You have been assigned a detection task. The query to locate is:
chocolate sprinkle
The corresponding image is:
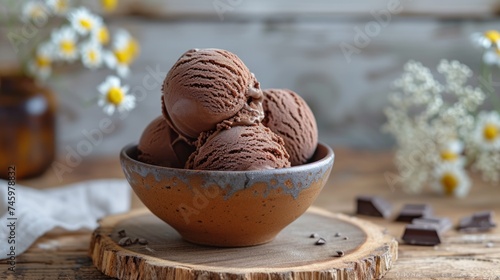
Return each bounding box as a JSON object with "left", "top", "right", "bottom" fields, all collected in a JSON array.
[
  {"left": 118, "top": 229, "right": 127, "bottom": 238},
  {"left": 118, "top": 237, "right": 133, "bottom": 246},
  {"left": 334, "top": 232, "right": 341, "bottom": 237},
  {"left": 309, "top": 233, "right": 319, "bottom": 238},
  {"left": 315, "top": 238, "right": 326, "bottom": 245},
  {"left": 336, "top": 250, "right": 345, "bottom": 257}
]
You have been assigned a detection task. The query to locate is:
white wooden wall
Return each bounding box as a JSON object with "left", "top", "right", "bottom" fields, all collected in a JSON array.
[{"left": 1, "top": 1, "right": 498, "bottom": 157}]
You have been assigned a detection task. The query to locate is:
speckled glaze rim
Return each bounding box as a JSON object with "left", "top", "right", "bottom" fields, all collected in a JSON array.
[{"left": 120, "top": 142, "right": 334, "bottom": 176}]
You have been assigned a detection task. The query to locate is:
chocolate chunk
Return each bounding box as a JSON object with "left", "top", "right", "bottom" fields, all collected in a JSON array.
[
  {"left": 118, "top": 237, "right": 133, "bottom": 246},
  {"left": 118, "top": 229, "right": 127, "bottom": 238},
  {"left": 402, "top": 224, "right": 441, "bottom": 246},
  {"left": 458, "top": 211, "right": 496, "bottom": 232},
  {"left": 395, "top": 204, "right": 433, "bottom": 222},
  {"left": 356, "top": 195, "right": 393, "bottom": 218},
  {"left": 309, "top": 233, "right": 319, "bottom": 238},
  {"left": 315, "top": 238, "right": 326, "bottom": 245},
  {"left": 138, "top": 238, "right": 148, "bottom": 245},
  {"left": 412, "top": 217, "right": 452, "bottom": 233}
]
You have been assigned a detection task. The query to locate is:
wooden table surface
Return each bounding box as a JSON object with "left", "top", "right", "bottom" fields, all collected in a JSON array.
[{"left": 2, "top": 148, "right": 500, "bottom": 279}]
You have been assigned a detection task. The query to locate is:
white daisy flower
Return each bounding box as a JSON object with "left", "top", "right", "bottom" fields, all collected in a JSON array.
[
  {"left": 473, "top": 111, "right": 500, "bottom": 150},
  {"left": 80, "top": 41, "right": 103, "bottom": 69},
  {"left": 471, "top": 30, "right": 500, "bottom": 49},
  {"left": 22, "top": 1, "right": 50, "bottom": 23},
  {"left": 91, "top": 23, "right": 110, "bottom": 45},
  {"left": 28, "top": 42, "right": 54, "bottom": 80},
  {"left": 439, "top": 140, "right": 465, "bottom": 166},
  {"left": 432, "top": 164, "right": 471, "bottom": 197},
  {"left": 46, "top": 0, "right": 70, "bottom": 15},
  {"left": 104, "top": 30, "right": 139, "bottom": 77},
  {"left": 482, "top": 48, "right": 500, "bottom": 66},
  {"left": 101, "top": 0, "right": 118, "bottom": 12},
  {"left": 51, "top": 26, "right": 78, "bottom": 61},
  {"left": 68, "top": 7, "right": 100, "bottom": 35},
  {"left": 97, "top": 76, "right": 135, "bottom": 115}
]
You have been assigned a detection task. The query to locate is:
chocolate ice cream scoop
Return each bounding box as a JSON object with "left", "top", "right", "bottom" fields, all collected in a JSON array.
[
  {"left": 162, "top": 48, "right": 264, "bottom": 140},
  {"left": 262, "top": 89, "right": 318, "bottom": 166},
  {"left": 137, "top": 116, "right": 195, "bottom": 168},
  {"left": 186, "top": 124, "right": 291, "bottom": 171}
]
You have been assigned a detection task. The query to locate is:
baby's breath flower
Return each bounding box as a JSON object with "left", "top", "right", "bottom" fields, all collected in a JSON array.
[
  {"left": 473, "top": 150, "right": 500, "bottom": 182},
  {"left": 473, "top": 111, "right": 500, "bottom": 151},
  {"left": 80, "top": 41, "right": 103, "bottom": 69},
  {"left": 28, "top": 42, "right": 54, "bottom": 80},
  {"left": 471, "top": 30, "right": 500, "bottom": 49},
  {"left": 101, "top": 0, "right": 118, "bottom": 12},
  {"left": 46, "top": 0, "right": 70, "bottom": 15},
  {"left": 432, "top": 164, "right": 471, "bottom": 197},
  {"left": 22, "top": 1, "right": 50, "bottom": 23},
  {"left": 97, "top": 76, "right": 135, "bottom": 115},
  {"left": 51, "top": 26, "right": 78, "bottom": 61},
  {"left": 68, "top": 7, "right": 100, "bottom": 35},
  {"left": 384, "top": 60, "right": 484, "bottom": 194}
]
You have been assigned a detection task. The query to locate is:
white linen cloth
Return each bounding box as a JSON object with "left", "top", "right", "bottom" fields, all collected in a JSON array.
[{"left": 0, "top": 179, "right": 131, "bottom": 258}]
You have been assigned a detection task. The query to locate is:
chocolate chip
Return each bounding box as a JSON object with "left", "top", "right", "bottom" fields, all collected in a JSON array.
[
  {"left": 395, "top": 204, "right": 433, "bottom": 223},
  {"left": 336, "top": 250, "right": 344, "bottom": 257},
  {"left": 356, "top": 195, "right": 393, "bottom": 218},
  {"left": 458, "top": 211, "right": 496, "bottom": 232},
  {"left": 412, "top": 217, "right": 452, "bottom": 233},
  {"left": 315, "top": 238, "right": 326, "bottom": 245},
  {"left": 402, "top": 224, "right": 441, "bottom": 246},
  {"left": 118, "top": 237, "right": 133, "bottom": 246},
  {"left": 138, "top": 238, "right": 148, "bottom": 245},
  {"left": 118, "top": 229, "right": 127, "bottom": 238},
  {"left": 309, "top": 233, "right": 319, "bottom": 238}
]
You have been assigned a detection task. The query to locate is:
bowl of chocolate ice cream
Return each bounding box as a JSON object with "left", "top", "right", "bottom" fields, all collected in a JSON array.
[{"left": 120, "top": 48, "right": 334, "bottom": 247}]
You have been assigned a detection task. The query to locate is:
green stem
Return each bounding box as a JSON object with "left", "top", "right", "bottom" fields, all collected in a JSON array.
[{"left": 480, "top": 61, "right": 500, "bottom": 112}]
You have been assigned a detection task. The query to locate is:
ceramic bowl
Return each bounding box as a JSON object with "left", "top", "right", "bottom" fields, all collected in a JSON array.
[{"left": 120, "top": 143, "right": 334, "bottom": 247}]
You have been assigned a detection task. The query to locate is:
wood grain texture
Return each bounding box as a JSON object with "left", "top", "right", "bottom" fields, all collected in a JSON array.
[
  {"left": 90, "top": 207, "right": 397, "bottom": 280},
  {"left": 1, "top": 148, "right": 500, "bottom": 279}
]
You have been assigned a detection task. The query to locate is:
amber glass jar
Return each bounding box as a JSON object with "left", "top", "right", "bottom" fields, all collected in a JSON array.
[{"left": 0, "top": 73, "right": 56, "bottom": 179}]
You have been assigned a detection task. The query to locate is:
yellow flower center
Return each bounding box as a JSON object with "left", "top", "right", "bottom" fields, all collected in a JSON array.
[
  {"left": 79, "top": 18, "right": 93, "bottom": 30},
  {"left": 483, "top": 123, "right": 499, "bottom": 141},
  {"left": 56, "top": 0, "right": 67, "bottom": 11},
  {"left": 126, "top": 38, "right": 139, "bottom": 58},
  {"left": 60, "top": 40, "right": 75, "bottom": 54},
  {"left": 98, "top": 26, "right": 110, "bottom": 45},
  {"left": 36, "top": 55, "right": 51, "bottom": 68},
  {"left": 88, "top": 50, "right": 98, "bottom": 62},
  {"left": 107, "top": 87, "right": 124, "bottom": 105},
  {"left": 485, "top": 30, "right": 500, "bottom": 43},
  {"left": 101, "top": 0, "right": 118, "bottom": 11},
  {"left": 440, "top": 150, "right": 458, "bottom": 162},
  {"left": 114, "top": 49, "right": 132, "bottom": 64},
  {"left": 440, "top": 172, "right": 458, "bottom": 196},
  {"left": 31, "top": 7, "right": 45, "bottom": 19}
]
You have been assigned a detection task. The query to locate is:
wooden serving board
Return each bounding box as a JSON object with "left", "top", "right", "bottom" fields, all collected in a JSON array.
[{"left": 90, "top": 207, "right": 397, "bottom": 279}]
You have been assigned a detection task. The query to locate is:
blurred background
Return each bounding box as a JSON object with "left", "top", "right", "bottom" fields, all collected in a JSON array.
[{"left": 0, "top": 0, "right": 497, "bottom": 158}]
